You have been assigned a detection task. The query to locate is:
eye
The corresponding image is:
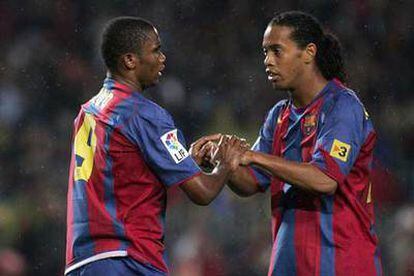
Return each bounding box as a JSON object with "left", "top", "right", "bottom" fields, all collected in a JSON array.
[
  {"left": 272, "top": 47, "right": 281, "bottom": 57},
  {"left": 263, "top": 48, "right": 268, "bottom": 56}
]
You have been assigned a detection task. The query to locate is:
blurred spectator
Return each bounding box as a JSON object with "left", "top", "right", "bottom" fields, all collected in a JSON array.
[
  {"left": 0, "top": 248, "right": 27, "bottom": 276},
  {"left": 385, "top": 205, "right": 414, "bottom": 276}
]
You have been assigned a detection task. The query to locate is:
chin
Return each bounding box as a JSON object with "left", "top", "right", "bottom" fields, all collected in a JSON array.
[
  {"left": 271, "top": 82, "right": 288, "bottom": 91},
  {"left": 142, "top": 80, "right": 158, "bottom": 90}
]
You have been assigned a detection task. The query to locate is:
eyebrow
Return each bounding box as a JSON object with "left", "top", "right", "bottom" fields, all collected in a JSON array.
[{"left": 263, "top": 44, "right": 282, "bottom": 50}]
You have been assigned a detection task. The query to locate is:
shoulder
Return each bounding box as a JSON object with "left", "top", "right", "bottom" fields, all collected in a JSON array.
[
  {"left": 130, "top": 94, "right": 173, "bottom": 124},
  {"left": 267, "top": 99, "right": 289, "bottom": 120},
  {"left": 326, "top": 87, "right": 366, "bottom": 119},
  {"left": 336, "top": 88, "right": 364, "bottom": 108}
]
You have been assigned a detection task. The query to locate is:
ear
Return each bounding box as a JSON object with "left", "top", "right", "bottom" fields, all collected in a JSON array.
[
  {"left": 122, "top": 53, "right": 138, "bottom": 70},
  {"left": 303, "top": 43, "right": 317, "bottom": 64}
]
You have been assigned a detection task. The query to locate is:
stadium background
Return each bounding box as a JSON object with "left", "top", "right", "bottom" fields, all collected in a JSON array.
[{"left": 0, "top": 0, "right": 413, "bottom": 275}]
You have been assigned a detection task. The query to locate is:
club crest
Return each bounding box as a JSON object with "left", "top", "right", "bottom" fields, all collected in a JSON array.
[{"left": 303, "top": 114, "right": 317, "bottom": 136}]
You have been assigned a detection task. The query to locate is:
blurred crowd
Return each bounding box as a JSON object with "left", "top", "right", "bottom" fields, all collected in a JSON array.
[{"left": 0, "top": 0, "right": 413, "bottom": 275}]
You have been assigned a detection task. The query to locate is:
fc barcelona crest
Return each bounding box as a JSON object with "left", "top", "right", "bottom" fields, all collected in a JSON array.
[{"left": 303, "top": 114, "right": 317, "bottom": 136}]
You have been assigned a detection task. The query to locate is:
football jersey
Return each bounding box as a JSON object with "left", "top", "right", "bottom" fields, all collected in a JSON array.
[
  {"left": 250, "top": 79, "right": 382, "bottom": 276},
  {"left": 65, "top": 78, "right": 201, "bottom": 274}
]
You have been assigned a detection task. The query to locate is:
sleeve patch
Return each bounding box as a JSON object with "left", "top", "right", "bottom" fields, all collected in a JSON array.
[
  {"left": 329, "top": 139, "right": 351, "bottom": 162},
  {"left": 160, "top": 129, "right": 189, "bottom": 164}
]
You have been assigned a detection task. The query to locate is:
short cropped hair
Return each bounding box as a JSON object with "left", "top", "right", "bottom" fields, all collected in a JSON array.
[{"left": 101, "top": 16, "right": 155, "bottom": 72}]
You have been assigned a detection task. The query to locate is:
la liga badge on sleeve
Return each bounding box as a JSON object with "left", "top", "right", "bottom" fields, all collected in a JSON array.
[{"left": 161, "top": 129, "right": 189, "bottom": 164}]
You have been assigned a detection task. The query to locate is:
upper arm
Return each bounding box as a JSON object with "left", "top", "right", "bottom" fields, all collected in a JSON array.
[
  {"left": 121, "top": 105, "right": 201, "bottom": 187},
  {"left": 310, "top": 92, "right": 368, "bottom": 183}
]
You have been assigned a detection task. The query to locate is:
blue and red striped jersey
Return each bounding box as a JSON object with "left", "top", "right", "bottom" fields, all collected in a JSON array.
[
  {"left": 65, "top": 78, "right": 201, "bottom": 274},
  {"left": 250, "top": 79, "right": 382, "bottom": 276}
]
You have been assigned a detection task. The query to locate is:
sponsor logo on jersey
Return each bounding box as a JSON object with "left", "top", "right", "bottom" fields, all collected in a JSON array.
[
  {"left": 329, "top": 139, "right": 351, "bottom": 162},
  {"left": 161, "top": 129, "right": 189, "bottom": 164}
]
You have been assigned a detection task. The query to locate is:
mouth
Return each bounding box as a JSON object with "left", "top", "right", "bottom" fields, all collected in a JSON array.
[
  {"left": 266, "top": 69, "right": 281, "bottom": 82},
  {"left": 158, "top": 64, "right": 165, "bottom": 76}
]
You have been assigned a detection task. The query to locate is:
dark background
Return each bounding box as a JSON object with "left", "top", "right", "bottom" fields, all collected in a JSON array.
[{"left": 0, "top": 1, "right": 413, "bottom": 275}]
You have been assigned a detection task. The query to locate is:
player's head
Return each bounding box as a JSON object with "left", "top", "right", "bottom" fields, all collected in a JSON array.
[
  {"left": 101, "top": 16, "right": 166, "bottom": 89},
  {"left": 263, "top": 11, "right": 345, "bottom": 90}
]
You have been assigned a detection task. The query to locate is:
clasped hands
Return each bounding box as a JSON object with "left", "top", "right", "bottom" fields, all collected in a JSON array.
[{"left": 190, "top": 134, "right": 252, "bottom": 172}]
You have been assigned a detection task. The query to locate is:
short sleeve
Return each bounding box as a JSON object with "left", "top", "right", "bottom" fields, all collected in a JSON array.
[
  {"left": 310, "top": 92, "right": 366, "bottom": 183},
  {"left": 122, "top": 107, "right": 201, "bottom": 187},
  {"left": 249, "top": 103, "right": 283, "bottom": 191}
]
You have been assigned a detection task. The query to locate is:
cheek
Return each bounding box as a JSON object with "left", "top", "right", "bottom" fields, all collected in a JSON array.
[{"left": 286, "top": 59, "right": 303, "bottom": 78}]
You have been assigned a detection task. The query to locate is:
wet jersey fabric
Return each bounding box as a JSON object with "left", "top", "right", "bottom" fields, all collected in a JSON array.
[
  {"left": 65, "top": 78, "right": 201, "bottom": 275},
  {"left": 250, "top": 79, "right": 382, "bottom": 276}
]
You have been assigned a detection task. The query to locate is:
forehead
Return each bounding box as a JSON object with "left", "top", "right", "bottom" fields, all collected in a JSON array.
[
  {"left": 144, "top": 27, "right": 160, "bottom": 45},
  {"left": 150, "top": 27, "right": 161, "bottom": 42},
  {"left": 138, "top": 27, "right": 160, "bottom": 51},
  {"left": 262, "top": 25, "right": 295, "bottom": 48}
]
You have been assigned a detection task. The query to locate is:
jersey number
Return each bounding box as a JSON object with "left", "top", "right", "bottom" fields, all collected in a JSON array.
[{"left": 74, "top": 113, "right": 97, "bottom": 181}]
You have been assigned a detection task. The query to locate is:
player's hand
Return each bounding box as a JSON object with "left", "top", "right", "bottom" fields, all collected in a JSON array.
[
  {"left": 240, "top": 150, "right": 253, "bottom": 166},
  {"left": 211, "top": 135, "right": 250, "bottom": 164},
  {"left": 214, "top": 135, "right": 249, "bottom": 172},
  {"left": 190, "top": 133, "right": 222, "bottom": 166}
]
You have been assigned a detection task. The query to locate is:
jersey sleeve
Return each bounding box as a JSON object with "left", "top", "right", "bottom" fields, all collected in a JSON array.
[
  {"left": 310, "top": 92, "right": 366, "bottom": 183},
  {"left": 122, "top": 106, "right": 201, "bottom": 187},
  {"left": 249, "top": 104, "right": 282, "bottom": 191}
]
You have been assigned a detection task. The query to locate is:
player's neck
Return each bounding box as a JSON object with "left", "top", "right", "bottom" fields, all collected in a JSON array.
[
  {"left": 107, "top": 71, "right": 143, "bottom": 92},
  {"left": 291, "top": 71, "right": 328, "bottom": 108}
]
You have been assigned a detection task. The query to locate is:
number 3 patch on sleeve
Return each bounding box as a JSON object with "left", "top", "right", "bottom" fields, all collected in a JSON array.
[{"left": 329, "top": 139, "right": 351, "bottom": 162}]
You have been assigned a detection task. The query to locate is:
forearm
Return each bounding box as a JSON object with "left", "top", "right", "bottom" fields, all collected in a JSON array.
[
  {"left": 181, "top": 162, "right": 231, "bottom": 205},
  {"left": 247, "top": 151, "right": 337, "bottom": 194},
  {"left": 200, "top": 163, "right": 232, "bottom": 201},
  {"left": 227, "top": 166, "right": 259, "bottom": 197}
]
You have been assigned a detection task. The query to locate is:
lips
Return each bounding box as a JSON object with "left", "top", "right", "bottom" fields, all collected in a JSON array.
[
  {"left": 266, "top": 69, "right": 280, "bottom": 81},
  {"left": 158, "top": 64, "right": 165, "bottom": 76}
]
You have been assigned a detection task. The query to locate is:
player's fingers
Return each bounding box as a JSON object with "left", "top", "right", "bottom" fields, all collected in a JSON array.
[
  {"left": 198, "top": 144, "right": 210, "bottom": 159},
  {"left": 233, "top": 138, "right": 243, "bottom": 149},
  {"left": 212, "top": 136, "right": 227, "bottom": 161},
  {"left": 190, "top": 133, "right": 222, "bottom": 155},
  {"left": 200, "top": 141, "right": 216, "bottom": 157},
  {"left": 192, "top": 133, "right": 222, "bottom": 147},
  {"left": 228, "top": 135, "right": 239, "bottom": 146},
  {"left": 217, "top": 134, "right": 226, "bottom": 147},
  {"left": 240, "top": 139, "right": 250, "bottom": 149},
  {"left": 207, "top": 141, "right": 218, "bottom": 152},
  {"left": 220, "top": 135, "right": 232, "bottom": 153}
]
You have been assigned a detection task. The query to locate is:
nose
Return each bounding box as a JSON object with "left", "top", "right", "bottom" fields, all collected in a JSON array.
[
  {"left": 160, "top": 51, "right": 166, "bottom": 63},
  {"left": 264, "top": 52, "right": 275, "bottom": 67}
]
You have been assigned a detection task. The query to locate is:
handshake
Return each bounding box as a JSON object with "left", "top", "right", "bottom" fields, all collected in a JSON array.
[{"left": 189, "top": 133, "right": 252, "bottom": 172}]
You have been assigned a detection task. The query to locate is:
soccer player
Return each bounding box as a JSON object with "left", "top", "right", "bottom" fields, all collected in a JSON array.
[
  {"left": 194, "top": 11, "right": 382, "bottom": 275},
  {"left": 65, "top": 17, "right": 245, "bottom": 276}
]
